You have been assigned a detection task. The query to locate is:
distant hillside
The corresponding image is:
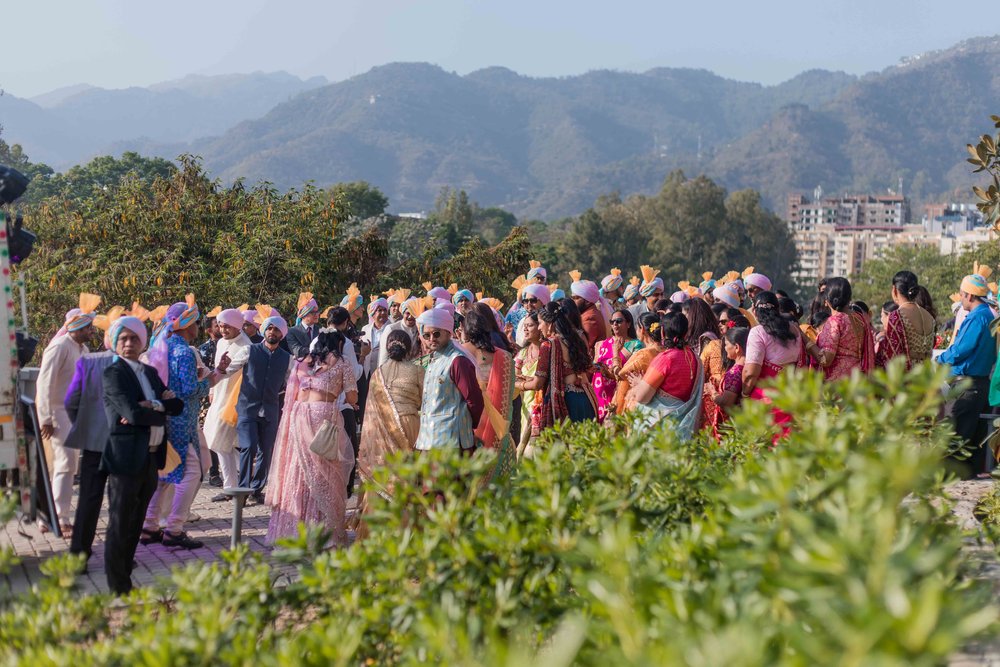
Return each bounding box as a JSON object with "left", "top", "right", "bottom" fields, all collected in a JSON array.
[
  {"left": 186, "top": 63, "right": 854, "bottom": 217},
  {"left": 704, "top": 36, "right": 1000, "bottom": 209},
  {"left": 0, "top": 71, "right": 327, "bottom": 168},
  {"left": 4, "top": 35, "right": 999, "bottom": 219}
]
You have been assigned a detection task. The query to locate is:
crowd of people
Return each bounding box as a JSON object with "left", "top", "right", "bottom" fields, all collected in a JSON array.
[{"left": 29, "top": 258, "right": 1000, "bottom": 594}]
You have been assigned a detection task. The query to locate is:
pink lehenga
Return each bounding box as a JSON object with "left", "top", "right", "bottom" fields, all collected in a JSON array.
[{"left": 266, "top": 355, "right": 358, "bottom": 547}]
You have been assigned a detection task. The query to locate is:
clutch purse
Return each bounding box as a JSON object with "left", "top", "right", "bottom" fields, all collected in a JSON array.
[{"left": 309, "top": 419, "right": 345, "bottom": 461}]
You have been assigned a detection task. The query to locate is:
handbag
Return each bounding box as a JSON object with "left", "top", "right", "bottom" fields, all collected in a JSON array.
[{"left": 309, "top": 419, "right": 348, "bottom": 461}]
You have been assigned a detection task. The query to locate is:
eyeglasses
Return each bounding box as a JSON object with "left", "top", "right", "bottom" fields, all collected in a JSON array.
[
  {"left": 610, "top": 319, "right": 626, "bottom": 325},
  {"left": 421, "top": 330, "right": 443, "bottom": 340},
  {"left": 522, "top": 297, "right": 538, "bottom": 304}
]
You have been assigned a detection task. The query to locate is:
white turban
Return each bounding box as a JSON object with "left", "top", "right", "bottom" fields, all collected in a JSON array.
[
  {"left": 260, "top": 315, "right": 288, "bottom": 338},
  {"left": 109, "top": 316, "right": 148, "bottom": 351},
  {"left": 522, "top": 283, "right": 551, "bottom": 305},
  {"left": 217, "top": 308, "right": 245, "bottom": 330},
  {"left": 417, "top": 308, "right": 453, "bottom": 331},
  {"left": 744, "top": 273, "right": 772, "bottom": 292}
]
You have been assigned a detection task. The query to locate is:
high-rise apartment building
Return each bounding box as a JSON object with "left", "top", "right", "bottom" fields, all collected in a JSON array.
[{"left": 788, "top": 191, "right": 989, "bottom": 286}]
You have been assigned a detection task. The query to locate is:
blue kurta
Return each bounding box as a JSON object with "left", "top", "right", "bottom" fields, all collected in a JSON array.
[
  {"left": 162, "top": 334, "right": 210, "bottom": 484},
  {"left": 938, "top": 303, "right": 997, "bottom": 378}
]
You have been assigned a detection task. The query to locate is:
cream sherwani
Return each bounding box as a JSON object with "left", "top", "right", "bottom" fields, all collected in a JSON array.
[
  {"left": 35, "top": 334, "right": 88, "bottom": 523},
  {"left": 204, "top": 332, "right": 251, "bottom": 487}
]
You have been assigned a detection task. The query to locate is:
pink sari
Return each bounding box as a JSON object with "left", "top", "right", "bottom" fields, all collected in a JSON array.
[
  {"left": 817, "top": 311, "right": 875, "bottom": 381},
  {"left": 266, "top": 356, "right": 357, "bottom": 547}
]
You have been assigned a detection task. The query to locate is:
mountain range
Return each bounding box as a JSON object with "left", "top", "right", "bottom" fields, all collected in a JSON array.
[{"left": 3, "top": 36, "right": 999, "bottom": 219}]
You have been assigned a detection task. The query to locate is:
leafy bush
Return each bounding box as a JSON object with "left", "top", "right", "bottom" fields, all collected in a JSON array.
[{"left": 0, "top": 360, "right": 993, "bottom": 665}]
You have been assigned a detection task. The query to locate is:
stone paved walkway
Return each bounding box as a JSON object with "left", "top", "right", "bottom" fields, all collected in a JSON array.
[{"left": 0, "top": 482, "right": 354, "bottom": 595}]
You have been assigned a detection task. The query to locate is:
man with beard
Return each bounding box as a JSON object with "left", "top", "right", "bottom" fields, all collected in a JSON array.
[{"left": 236, "top": 315, "right": 292, "bottom": 504}]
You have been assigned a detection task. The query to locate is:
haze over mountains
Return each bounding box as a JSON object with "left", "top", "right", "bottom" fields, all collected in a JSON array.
[{"left": 2, "top": 35, "right": 998, "bottom": 219}]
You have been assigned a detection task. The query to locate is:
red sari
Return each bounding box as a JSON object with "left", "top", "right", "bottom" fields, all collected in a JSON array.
[{"left": 474, "top": 349, "right": 516, "bottom": 483}]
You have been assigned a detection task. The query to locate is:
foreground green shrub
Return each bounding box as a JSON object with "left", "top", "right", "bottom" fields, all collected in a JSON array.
[{"left": 0, "top": 360, "right": 993, "bottom": 666}]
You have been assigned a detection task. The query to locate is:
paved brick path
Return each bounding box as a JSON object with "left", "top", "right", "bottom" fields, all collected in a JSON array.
[{"left": 0, "top": 482, "right": 356, "bottom": 595}]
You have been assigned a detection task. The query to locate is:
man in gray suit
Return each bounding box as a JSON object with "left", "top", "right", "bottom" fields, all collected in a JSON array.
[{"left": 65, "top": 347, "right": 116, "bottom": 564}]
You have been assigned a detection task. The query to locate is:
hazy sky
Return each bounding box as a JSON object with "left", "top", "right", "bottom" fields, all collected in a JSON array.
[{"left": 2, "top": 0, "right": 991, "bottom": 97}]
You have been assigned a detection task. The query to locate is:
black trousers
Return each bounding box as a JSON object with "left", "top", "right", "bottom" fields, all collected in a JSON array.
[
  {"left": 947, "top": 375, "right": 992, "bottom": 478},
  {"left": 70, "top": 450, "right": 109, "bottom": 559},
  {"left": 343, "top": 407, "right": 360, "bottom": 496},
  {"left": 104, "top": 456, "right": 159, "bottom": 595}
]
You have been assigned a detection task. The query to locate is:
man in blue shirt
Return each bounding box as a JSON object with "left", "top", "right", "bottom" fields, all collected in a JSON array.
[{"left": 937, "top": 272, "right": 998, "bottom": 477}]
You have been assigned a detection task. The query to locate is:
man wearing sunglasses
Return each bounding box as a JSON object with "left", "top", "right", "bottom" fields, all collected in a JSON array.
[{"left": 413, "top": 307, "right": 484, "bottom": 454}]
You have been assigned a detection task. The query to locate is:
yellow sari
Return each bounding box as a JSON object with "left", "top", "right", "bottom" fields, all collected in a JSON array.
[{"left": 354, "top": 360, "right": 424, "bottom": 538}]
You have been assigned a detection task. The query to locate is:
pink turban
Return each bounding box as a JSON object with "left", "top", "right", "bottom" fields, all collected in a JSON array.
[
  {"left": 744, "top": 273, "right": 772, "bottom": 292},
  {"left": 571, "top": 280, "right": 601, "bottom": 304},
  {"left": 417, "top": 308, "right": 453, "bottom": 331},
  {"left": 670, "top": 290, "right": 689, "bottom": 304},
  {"left": 435, "top": 301, "right": 456, "bottom": 316},
  {"left": 367, "top": 298, "right": 389, "bottom": 317},
  {"left": 217, "top": 308, "right": 244, "bottom": 330},
  {"left": 428, "top": 286, "right": 452, "bottom": 301},
  {"left": 243, "top": 310, "right": 259, "bottom": 327},
  {"left": 522, "top": 283, "right": 551, "bottom": 305}
]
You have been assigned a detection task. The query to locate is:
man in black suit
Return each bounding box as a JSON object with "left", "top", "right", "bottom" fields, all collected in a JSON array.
[
  {"left": 283, "top": 293, "right": 320, "bottom": 359},
  {"left": 101, "top": 317, "right": 183, "bottom": 595}
]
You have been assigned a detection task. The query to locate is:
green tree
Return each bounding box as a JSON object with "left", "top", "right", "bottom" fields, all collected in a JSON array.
[
  {"left": 432, "top": 186, "right": 474, "bottom": 253},
  {"left": 561, "top": 193, "right": 651, "bottom": 278},
  {"left": 555, "top": 171, "right": 798, "bottom": 289},
  {"left": 21, "top": 151, "right": 176, "bottom": 204},
  {"left": 326, "top": 181, "right": 389, "bottom": 220}
]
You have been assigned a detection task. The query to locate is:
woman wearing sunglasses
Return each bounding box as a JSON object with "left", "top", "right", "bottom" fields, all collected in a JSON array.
[
  {"left": 591, "top": 309, "right": 642, "bottom": 422},
  {"left": 516, "top": 302, "right": 597, "bottom": 446}
]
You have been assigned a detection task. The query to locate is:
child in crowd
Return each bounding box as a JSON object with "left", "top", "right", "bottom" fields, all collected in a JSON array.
[{"left": 714, "top": 326, "right": 750, "bottom": 414}]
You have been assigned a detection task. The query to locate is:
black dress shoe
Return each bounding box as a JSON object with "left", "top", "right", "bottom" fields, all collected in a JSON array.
[
  {"left": 162, "top": 531, "right": 204, "bottom": 549},
  {"left": 209, "top": 474, "right": 223, "bottom": 488},
  {"left": 249, "top": 490, "right": 265, "bottom": 505},
  {"left": 139, "top": 528, "right": 163, "bottom": 545},
  {"left": 211, "top": 492, "right": 231, "bottom": 502}
]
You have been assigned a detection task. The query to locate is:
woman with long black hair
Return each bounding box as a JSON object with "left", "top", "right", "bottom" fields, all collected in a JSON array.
[
  {"left": 517, "top": 301, "right": 597, "bottom": 441},
  {"left": 807, "top": 277, "right": 875, "bottom": 381},
  {"left": 591, "top": 308, "right": 643, "bottom": 422},
  {"left": 874, "top": 270, "right": 936, "bottom": 370},
  {"left": 266, "top": 330, "right": 358, "bottom": 547},
  {"left": 741, "top": 291, "right": 806, "bottom": 437},
  {"left": 459, "top": 307, "right": 516, "bottom": 482}
]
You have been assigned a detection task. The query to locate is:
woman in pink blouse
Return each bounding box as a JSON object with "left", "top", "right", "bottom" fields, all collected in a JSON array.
[
  {"left": 742, "top": 291, "right": 806, "bottom": 438},
  {"left": 805, "top": 277, "right": 874, "bottom": 381}
]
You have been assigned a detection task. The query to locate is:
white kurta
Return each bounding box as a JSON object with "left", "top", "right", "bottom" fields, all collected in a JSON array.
[{"left": 204, "top": 332, "right": 251, "bottom": 454}]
